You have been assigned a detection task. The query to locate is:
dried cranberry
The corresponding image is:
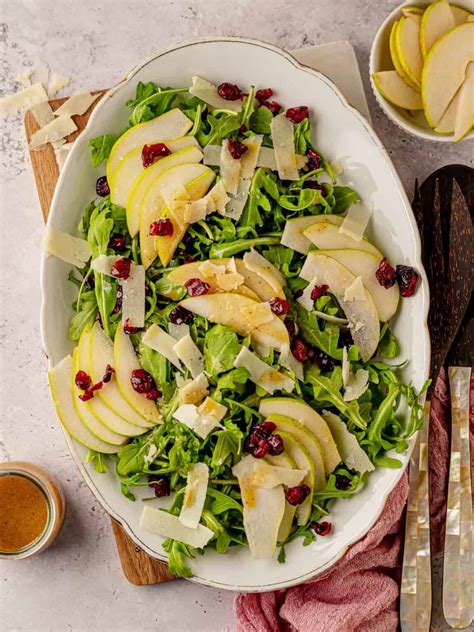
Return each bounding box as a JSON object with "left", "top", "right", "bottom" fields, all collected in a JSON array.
[
  {"left": 111, "top": 257, "right": 132, "bottom": 280},
  {"left": 286, "top": 106, "right": 309, "bottom": 123},
  {"left": 79, "top": 389, "right": 94, "bottom": 402},
  {"left": 267, "top": 433, "right": 284, "bottom": 456},
  {"left": 252, "top": 438, "right": 269, "bottom": 459},
  {"left": 75, "top": 370, "right": 91, "bottom": 391},
  {"left": 291, "top": 337, "right": 310, "bottom": 363},
  {"left": 91, "top": 381, "right": 103, "bottom": 392},
  {"left": 142, "top": 143, "right": 171, "bottom": 169},
  {"left": 285, "top": 319, "right": 297, "bottom": 340},
  {"left": 185, "top": 277, "right": 210, "bottom": 297},
  {"left": 303, "top": 180, "right": 325, "bottom": 193},
  {"left": 375, "top": 258, "right": 397, "bottom": 289},
  {"left": 259, "top": 421, "right": 276, "bottom": 435},
  {"left": 148, "top": 476, "right": 170, "bottom": 498},
  {"left": 312, "top": 348, "right": 335, "bottom": 372},
  {"left": 102, "top": 364, "right": 114, "bottom": 383},
  {"left": 227, "top": 139, "right": 248, "bottom": 160},
  {"left": 256, "top": 88, "right": 273, "bottom": 103},
  {"left": 335, "top": 474, "right": 352, "bottom": 490},
  {"left": 145, "top": 388, "right": 161, "bottom": 401},
  {"left": 311, "top": 521, "right": 332, "bottom": 536},
  {"left": 285, "top": 484, "right": 311, "bottom": 506},
  {"left": 169, "top": 305, "right": 193, "bottom": 325},
  {"left": 96, "top": 176, "right": 110, "bottom": 197},
  {"left": 108, "top": 234, "right": 126, "bottom": 251},
  {"left": 113, "top": 286, "right": 123, "bottom": 314},
  {"left": 130, "top": 369, "right": 155, "bottom": 394},
  {"left": 263, "top": 100, "right": 281, "bottom": 116},
  {"left": 269, "top": 297, "right": 290, "bottom": 316},
  {"left": 217, "top": 82, "right": 244, "bottom": 101},
  {"left": 123, "top": 319, "right": 142, "bottom": 335},
  {"left": 396, "top": 265, "right": 419, "bottom": 297},
  {"left": 239, "top": 124, "right": 247, "bottom": 134},
  {"left": 339, "top": 329, "right": 354, "bottom": 349},
  {"left": 183, "top": 254, "right": 194, "bottom": 264},
  {"left": 310, "top": 284, "right": 329, "bottom": 301},
  {"left": 306, "top": 149, "right": 321, "bottom": 170},
  {"left": 149, "top": 218, "right": 174, "bottom": 237}
]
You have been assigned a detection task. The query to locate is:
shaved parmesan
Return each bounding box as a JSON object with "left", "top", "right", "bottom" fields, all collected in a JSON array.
[
  {"left": 54, "top": 142, "right": 73, "bottom": 171},
  {"left": 199, "top": 260, "right": 227, "bottom": 279},
  {"left": 339, "top": 202, "right": 371, "bottom": 241},
  {"left": 48, "top": 72, "right": 70, "bottom": 98},
  {"left": 280, "top": 343, "right": 304, "bottom": 381},
  {"left": 44, "top": 227, "right": 91, "bottom": 267},
  {"left": 16, "top": 69, "right": 33, "bottom": 88},
  {"left": 243, "top": 248, "right": 284, "bottom": 293},
  {"left": 297, "top": 279, "right": 318, "bottom": 311},
  {"left": 342, "top": 347, "right": 350, "bottom": 387},
  {"left": 30, "top": 100, "right": 54, "bottom": 127},
  {"left": 343, "top": 369, "right": 369, "bottom": 402},
  {"left": 203, "top": 144, "right": 307, "bottom": 171},
  {"left": 29, "top": 115, "right": 77, "bottom": 149},
  {"left": 330, "top": 160, "right": 344, "bottom": 175},
  {"left": 197, "top": 397, "right": 227, "bottom": 422},
  {"left": 144, "top": 444, "right": 158, "bottom": 464},
  {"left": 178, "top": 373, "right": 209, "bottom": 406},
  {"left": 270, "top": 113, "right": 299, "bottom": 180},
  {"left": 179, "top": 462, "right": 209, "bottom": 529},
  {"left": 142, "top": 324, "right": 182, "bottom": 369},
  {"left": 183, "top": 181, "right": 230, "bottom": 223},
  {"left": 220, "top": 140, "right": 241, "bottom": 195},
  {"left": 240, "top": 483, "right": 284, "bottom": 558},
  {"left": 216, "top": 272, "right": 244, "bottom": 291},
  {"left": 234, "top": 347, "right": 294, "bottom": 394},
  {"left": 0, "top": 83, "right": 49, "bottom": 117},
  {"left": 233, "top": 455, "right": 306, "bottom": 488},
  {"left": 122, "top": 263, "right": 145, "bottom": 329},
  {"left": 173, "top": 334, "right": 204, "bottom": 378},
  {"left": 224, "top": 135, "right": 263, "bottom": 220},
  {"left": 90, "top": 254, "right": 122, "bottom": 275},
  {"left": 32, "top": 63, "right": 49, "bottom": 90},
  {"left": 168, "top": 322, "right": 190, "bottom": 340},
  {"left": 323, "top": 411, "right": 374, "bottom": 473},
  {"left": 140, "top": 505, "right": 213, "bottom": 548},
  {"left": 173, "top": 394, "right": 223, "bottom": 438},
  {"left": 343, "top": 276, "right": 366, "bottom": 302},
  {"left": 240, "top": 302, "right": 274, "bottom": 326},
  {"left": 189, "top": 75, "right": 242, "bottom": 112},
  {"left": 161, "top": 182, "right": 191, "bottom": 229},
  {"left": 54, "top": 92, "right": 100, "bottom": 117}
]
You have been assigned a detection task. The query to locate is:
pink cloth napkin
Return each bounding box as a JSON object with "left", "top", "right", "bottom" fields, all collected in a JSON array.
[{"left": 235, "top": 370, "right": 473, "bottom": 632}]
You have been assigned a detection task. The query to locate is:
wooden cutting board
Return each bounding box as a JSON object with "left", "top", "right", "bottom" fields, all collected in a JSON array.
[{"left": 25, "top": 94, "right": 176, "bottom": 586}]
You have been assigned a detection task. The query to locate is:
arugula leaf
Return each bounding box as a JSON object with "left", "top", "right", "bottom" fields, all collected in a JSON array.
[
  {"left": 154, "top": 276, "right": 186, "bottom": 301},
  {"left": 69, "top": 290, "right": 97, "bottom": 341},
  {"left": 126, "top": 81, "right": 158, "bottom": 107},
  {"left": 162, "top": 539, "right": 194, "bottom": 578},
  {"left": 332, "top": 186, "right": 359, "bottom": 213},
  {"left": 204, "top": 325, "right": 241, "bottom": 378},
  {"left": 86, "top": 450, "right": 108, "bottom": 473},
  {"left": 138, "top": 342, "right": 175, "bottom": 402},
  {"left": 239, "top": 86, "right": 255, "bottom": 129},
  {"left": 130, "top": 87, "right": 188, "bottom": 125},
  {"left": 120, "top": 483, "right": 136, "bottom": 501},
  {"left": 197, "top": 111, "right": 241, "bottom": 146},
  {"left": 209, "top": 235, "right": 280, "bottom": 259},
  {"left": 88, "top": 134, "right": 116, "bottom": 167},
  {"left": 294, "top": 118, "right": 312, "bottom": 154},
  {"left": 377, "top": 325, "right": 400, "bottom": 359},
  {"left": 249, "top": 105, "right": 272, "bottom": 134},
  {"left": 206, "top": 487, "right": 243, "bottom": 514}
]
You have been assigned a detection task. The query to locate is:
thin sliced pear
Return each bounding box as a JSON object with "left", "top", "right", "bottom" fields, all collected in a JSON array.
[
  {"left": 453, "top": 62, "right": 474, "bottom": 141},
  {"left": 281, "top": 215, "right": 344, "bottom": 255},
  {"left": 303, "top": 222, "right": 382, "bottom": 258},
  {"left": 87, "top": 323, "right": 153, "bottom": 430},
  {"left": 180, "top": 293, "right": 290, "bottom": 352},
  {"left": 241, "top": 483, "right": 285, "bottom": 558},
  {"left": 389, "top": 20, "right": 420, "bottom": 89},
  {"left": 233, "top": 258, "right": 285, "bottom": 301},
  {"left": 402, "top": 5, "right": 425, "bottom": 18},
  {"left": 260, "top": 397, "right": 341, "bottom": 475},
  {"left": 396, "top": 16, "right": 424, "bottom": 88},
  {"left": 420, "top": 0, "right": 456, "bottom": 58},
  {"left": 302, "top": 249, "right": 400, "bottom": 322},
  {"left": 372, "top": 70, "right": 423, "bottom": 109},
  {"left": 422, "top": 22, "right": 474, "bottom": 127},
  {"left": 127, "top": 145, "right": 203, "bottom": 237},
  {"left": 110, "top": 136, "right": 199, "bottom": 208},
  {"left": 106, "top": 109, "right": 192, "bottom": 182},
  {"left": 114, "top": 325, "right": 162, "bottom": 424},
  {"left": 48, "top": 355, "right": 120, "bottom": 454},
  {"left": 71, "top": 347, "right": 127, "bottom": 446},
  {"left": 451, "top": 5, "right": 472, "bottom": 24},
  {"left": 301, "top": 253, "right": 380, "bottom": 361}
]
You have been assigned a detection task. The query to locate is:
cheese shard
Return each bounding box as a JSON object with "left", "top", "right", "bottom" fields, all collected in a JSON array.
[
  {"left": 16, "top": 69, "right": 33, "bottom": 88},
  {"left": 173, "top": 334, "right": 204, "bottom": 379},
  {"left": 29, "top": 115, "right": 77, "bottom": 149},
  {"left": 142, "top": 324, "right": 182, "bottom": 369},
  {"left": 339, "top": 202, "right": 371, "bottom": 241},
  {"left": 140, "top": 505, "right": 213, "bottom": 549},
  {"left": 198, "top": 397, "right": 227, "bottom": 423},
  {"left": 243, "top": 248, "right": 284, "bottom": 293},
  {"left": 168, "top": 323, "right": 190, "bottom": 340},
  {"left": 234, "top": 347, "right": 294, "bottom": 394},
  {"left": 0, "top": 83, "right": 49, "bottom": 117},
  {"left": 183, "top": 181, "right": 230, "bottom": 224},
  {"left": 224, "top": 135, "right": 263, "bottom": 220},
  {"left": 323, "top": 411, "right": 374, "bottom": 473},
  {"left": 342, "top": 347, "right": 350, "bottom": 387},
  {"left": 44, "top": 227, "right": 91, "bottom": 267},
  {"left": 178, "top": 373, "right": 209, "bottom": 405},
  {"left": 179, "top": 462, "right": 209, "bottom": 529},
  {"left": 203, "top": 144, "right": 307, "bottom": 170},
  {"left": 54, "top": 142, "right": 73, "bottom": 171},
  {"left": 270, "top": 113, "right": 299, "bottom": 180},
  {"left": 240, "top": 302, "right": 274, "bottom": 326},
  {"left": 297, "top": 279, "right": 318, "bottom": 311},
  {"left": 216, "top": 272, "right": 244, "bottom": 291},
  {"left": 199, "top": 261, "right": 227, "bottom": 279},
  {"left": 90, "top": 254, "right": 122, "bottom": 275},
  {"left": 233, "top": 454, "right": 307, "bottom": 488},
  {"left": 47, "top": 72, "right": 70, "bottom": 97},
  {"left": 343, "top": 369, "right": 369, "bottom": 402},
  {"left": 220, "top": 140, "right": 241, "bottom": 195},
  {"left": 189, "top": 75, "right": 243, "bottom": 112},
  {"left": 54, "top": 92, "right": 100, "bottom": 117},
  {"left": 280, "top": 343, "right": 304, "bottom": 381},
  {"left": 122, "top": 264, "right": 146, "bottom": 329},
  {"left": 343, "top": 276, "right": 366, "bottom": 302},
  {"left": 30, "top": 101, "right": 54, "bottom": 127},
  {"left": 173, "top": 396, "right": 223, "bottom": 439}
]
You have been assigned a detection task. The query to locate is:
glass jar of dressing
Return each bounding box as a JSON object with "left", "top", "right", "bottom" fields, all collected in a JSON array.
[{"left": 0, "top": 461, "right": 65, "bottom": 559}]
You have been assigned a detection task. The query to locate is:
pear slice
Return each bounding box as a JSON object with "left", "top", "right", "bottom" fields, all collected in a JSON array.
[
  {"left": 453, "top": 62, "right": 474, "bottom": 141},
  {"left": 281, "top": 214, "right": 344, "bottom": 255},
  {"left": 180, "top": 293, "right": 290, "bottom": 352},
  {"left": 389, "top": 20, "right": 420, "bottom": 89},
  {"left": 372, "top": 70, "right": 423, "bottom": 109},
  {"left": 302, "top": 249, "right": 400, "bottom": 322},
  {"left": 260, "top": 397, "right": 341, "bottom": 475},
  {"left": 48, "top": 355, "right": 120, "bottom": 453},
  {"left": 420, "top": 0, "right": 456, "bottom": 58},
  {"left": 450, "top": 5, "right": 472, "bottom": 24},
  {"left": 264, "top": 452, "right": 297, "bottom": 541},
  {"left": 138, "top": 163, "right": 215, "bottom": 268},
  {"left": 110, "top": 136, "right": 199, "bottom": 209},
  {"left": 303, "top": 222, "right": 382, "bottom": 258},
  {"left": 87, "top": 323, "right": 153, "bottom": 430},
  {"left": 278, "top": 431, "right": 315, "bottom": 526},
  {"left": 396, "top": 16, "right": 424, "bottom": 88},
  {"left": 402, "top": 5, "right": 425, "bottom": 18},
  {"left": 233, "top": 258, "right": 285, "bottom": 301},
  {"left": 302, "top": 253, "right": 380, "bottom": 361},
  {"left": 106, "top": 109, "right": 192, "bottom": 183},
  {"left": 114, "top": 325, "right": 163, "bottom": 424},
  {"left": 422, "top": 22, "right": 474, "bottom": 127}
]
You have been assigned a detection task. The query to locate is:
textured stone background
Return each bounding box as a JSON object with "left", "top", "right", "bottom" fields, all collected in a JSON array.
[{"left": 1, "top": 1, "right": 471, "bottom": 630}]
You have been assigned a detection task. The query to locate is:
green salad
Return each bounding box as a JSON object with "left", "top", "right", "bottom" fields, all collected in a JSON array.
[{"left": 47, "top": 75, "right": 427, "bottom": 577}]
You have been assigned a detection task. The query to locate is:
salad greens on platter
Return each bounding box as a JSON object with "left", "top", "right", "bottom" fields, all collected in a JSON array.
[{"left": 46, "top": 76, "right": 427, "bottom": 578}]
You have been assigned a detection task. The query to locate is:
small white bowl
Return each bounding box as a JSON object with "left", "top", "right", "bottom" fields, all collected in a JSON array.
[{"left": 369, "top": 0, "right": 474, "bottom": 142}]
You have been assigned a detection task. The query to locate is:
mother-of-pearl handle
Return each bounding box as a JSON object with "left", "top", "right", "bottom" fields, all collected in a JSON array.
[{"left": 443, "top": 367, "right": 473, "bottom": 629}]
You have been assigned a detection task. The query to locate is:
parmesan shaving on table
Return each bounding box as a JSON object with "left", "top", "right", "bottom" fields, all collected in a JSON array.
[
  {"left": 15, "top": 69, "right": 33, "bottom": 88},
  {"left": 54, "top": 92, "right": 100, "bottom": 117},
  {"left": 48, "top": 72, "right": 71, "bottom": 98},
  {"left": 0, "top": 83, "right": 49, "bottom": 117}
]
